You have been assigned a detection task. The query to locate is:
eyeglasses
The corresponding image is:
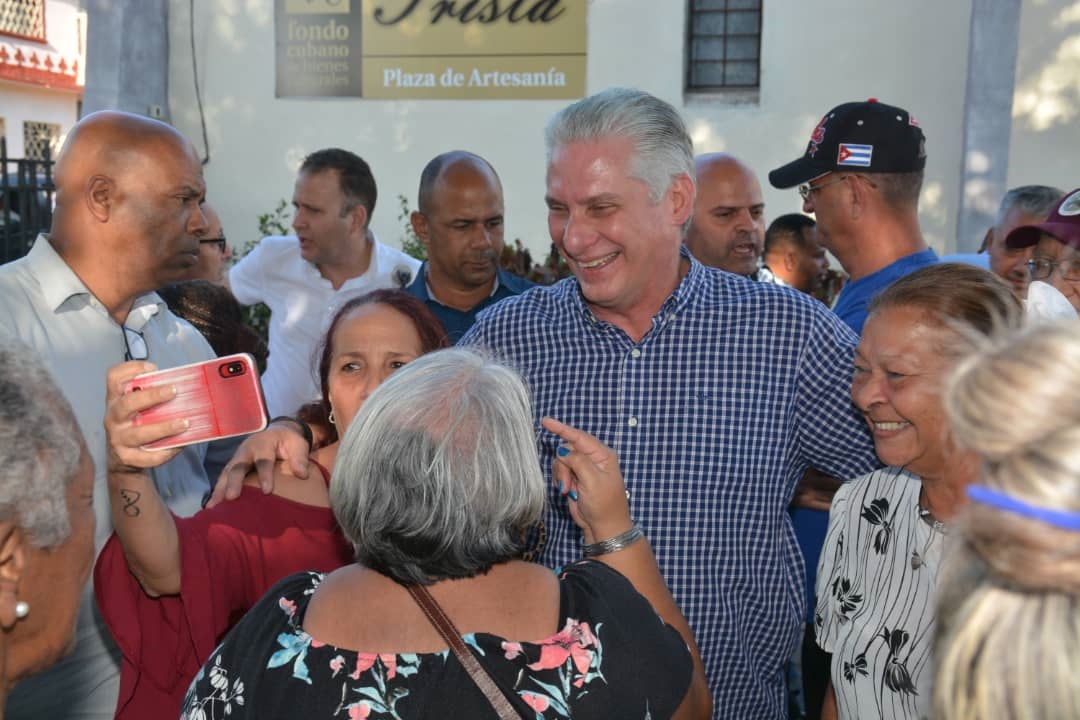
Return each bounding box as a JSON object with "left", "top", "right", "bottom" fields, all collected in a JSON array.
[
  {"left": 798, "top": 175, "right": 849, "bottom": 201},
  {"left": 199, "top": 237, "right": 227, "bottom": 253},
  {"left": 122, "top": 326, "right": 148, "bottom": 361},
  {"left": 1027, "top": 257, "right": 1080, "bottom": 282},
  {"left": 794, "top": 172, "right": 876, "bottom": 199}
]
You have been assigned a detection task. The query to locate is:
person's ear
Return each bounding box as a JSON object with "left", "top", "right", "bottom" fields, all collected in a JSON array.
[
  {"left": 848, "top": 175, "right": 875, "bottom": 221},
  {"left": 667, "top": 172, "right": 695, "bottom": 228},
  {"left": 979, "top": 228, "right": 993, "bottom": 253},
  {"left": 347, "top": 204, "right": 369, "bottom": 237},
  {"left": 411, "top": 211, "right": 431, "bottom": 250},
  {"left": 0, "top": 522, "right": 27, "bottom": 631},
  {"left": 86, "top": 175, "right": 114, "bottom": 222},
  {"left": 783, "top": 248, "right": 799, "bottom": 272}
]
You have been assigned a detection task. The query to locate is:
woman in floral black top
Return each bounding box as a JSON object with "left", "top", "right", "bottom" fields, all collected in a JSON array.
[
  {"left": 183, "top": 349, "right": 711, "bottom": 719},
  {"left": 815, "top": 265, "right": 1021, "bottom": 720}
]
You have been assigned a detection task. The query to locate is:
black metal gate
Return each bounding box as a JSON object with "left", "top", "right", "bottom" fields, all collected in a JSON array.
[{"left": 1, "top": 137, "right": 54, "bottom": 265}]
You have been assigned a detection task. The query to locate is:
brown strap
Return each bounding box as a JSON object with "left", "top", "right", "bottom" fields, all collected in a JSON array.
[{"left": 406, "top": 584, "right": 524, "bottom": 719}]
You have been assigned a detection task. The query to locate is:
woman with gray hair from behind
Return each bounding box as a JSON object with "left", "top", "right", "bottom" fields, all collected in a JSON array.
[
  {"left": 934, "top": 319, "right": 1080, "bottom": 720},
  {"left": 183, "top": 348, "right": 710, "bottom": 719},
  {"left": 0, "top": 341, "right": 95, "bottom": 716}
]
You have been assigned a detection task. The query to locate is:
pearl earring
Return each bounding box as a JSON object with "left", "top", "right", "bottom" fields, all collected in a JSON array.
[
  {"left": 328, "top": 409, "right": 336, "bottom": 426},
  {"left": 14, "top": 601, "right": 29, "bottom": 620}
]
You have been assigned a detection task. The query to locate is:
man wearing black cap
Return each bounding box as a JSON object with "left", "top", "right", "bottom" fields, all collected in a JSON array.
[
  {"left": 769, "top": 100, "right": 938, "bottom": 720},
  {"left": 1005, "top": 187, "right": 1080, "bottom": 313},
  {"left": 769, "top": 99, "right": 937, "bottom": 334}
]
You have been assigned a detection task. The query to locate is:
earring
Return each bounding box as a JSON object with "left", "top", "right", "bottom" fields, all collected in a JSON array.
[
  {"left": 328, "top": 409, "right": 336, "bottom": 426},
  {"left": 14, "top": 601, "right": 29, "bottom": 620}
]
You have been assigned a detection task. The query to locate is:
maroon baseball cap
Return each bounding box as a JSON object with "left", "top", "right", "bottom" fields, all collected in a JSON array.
[{"left": 1005, "top": 188, "right": 1080, "bottom": 250}]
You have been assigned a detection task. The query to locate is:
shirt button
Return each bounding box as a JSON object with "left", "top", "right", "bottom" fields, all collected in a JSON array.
[
  {"left": 631, "top": 349, "right": 641, "bottom": 358},
  {"left": 627, "top": 417, "right": 638, "bottom": 427}
]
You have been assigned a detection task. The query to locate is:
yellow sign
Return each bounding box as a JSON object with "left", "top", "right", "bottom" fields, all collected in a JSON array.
[
  {"left": 284, "top": 0, "right": 351, "bottom": 14},
  {"left": 276, "top": 0, "right": 586, "bottom": 99}
]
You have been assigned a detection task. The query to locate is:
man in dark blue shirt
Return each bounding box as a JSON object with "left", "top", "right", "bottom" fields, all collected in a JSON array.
[{"left": 405, "top": 151, "right": 532, "bottom": 343}]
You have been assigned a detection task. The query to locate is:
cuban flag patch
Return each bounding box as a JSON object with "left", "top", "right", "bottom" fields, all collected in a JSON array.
[{"left": 837, "top": 143, "right": 873, "bottom": 167}]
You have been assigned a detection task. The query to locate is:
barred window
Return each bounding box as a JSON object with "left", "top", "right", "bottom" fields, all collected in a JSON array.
[
  {"left": 0, "top": 0, "right": 46, "bottom": 42},
  {"left": 686, "top": 0, "right": 762, "bottom": 92},
  {"left": 23, "top": 121, "right": 59, "bottom": 161}
]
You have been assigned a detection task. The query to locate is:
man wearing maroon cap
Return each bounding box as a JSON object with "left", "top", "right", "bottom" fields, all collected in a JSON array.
[
  {"left": 769, "top": 99, "right": 937, "bottom": 334},
  {"left": 1005, "top": 188, "right": 1080, "bottom": 312}
]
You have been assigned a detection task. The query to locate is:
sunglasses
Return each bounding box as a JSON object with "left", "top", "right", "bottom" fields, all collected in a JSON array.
[{"left": 199, "top": 237, "right": 227, "bottom": 253}]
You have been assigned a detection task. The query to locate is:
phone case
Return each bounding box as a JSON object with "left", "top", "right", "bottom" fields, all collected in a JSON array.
[{"left": 124, "top": 353, "right": 268, "bottom": 450}]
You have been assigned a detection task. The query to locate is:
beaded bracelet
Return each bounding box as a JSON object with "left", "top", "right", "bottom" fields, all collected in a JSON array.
[{"left": 582, "top": 522, "right": 644, "bottom": 558}]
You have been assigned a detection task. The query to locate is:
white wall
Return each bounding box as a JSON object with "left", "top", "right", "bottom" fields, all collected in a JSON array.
[
  {"left": 1007, "top": 0, "right": 1080, "bottom": 195},
  {"left": 0, "top": 82, "right": 78, "bottom": 156},
  {"left": 0, "top": 0, "right": 85, "bottom": 157},
  {"left": 167, "top": 0, "right": 1074, "bottom": 258}
]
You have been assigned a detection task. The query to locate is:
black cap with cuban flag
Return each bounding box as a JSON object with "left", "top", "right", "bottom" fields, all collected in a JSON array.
[{"left": 768, "top": 99, "right": 927, "bottom": 189}]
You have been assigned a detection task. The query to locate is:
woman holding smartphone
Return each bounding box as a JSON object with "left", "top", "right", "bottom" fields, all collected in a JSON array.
[{"left": 95, "top": 289, "right": 449, "bottom": 720}]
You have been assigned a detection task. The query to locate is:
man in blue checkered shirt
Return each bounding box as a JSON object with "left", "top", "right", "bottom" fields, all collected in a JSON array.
[{"left": 461, "top": 88, "right": 880, "bottom": 718}]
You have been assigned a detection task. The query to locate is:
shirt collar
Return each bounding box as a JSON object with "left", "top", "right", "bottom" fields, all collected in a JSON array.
[
  {"left": 27, "top": 234, "right": 164, "bottom": 326},
  {"left": 422, "top": 263, "right": 502, "bottom": 309},
  {"left": 27, "top": 234, "right": 94, "bottom": 313},
  {"left": 568, "top": 246, "right": 705, "bottom": 335}
]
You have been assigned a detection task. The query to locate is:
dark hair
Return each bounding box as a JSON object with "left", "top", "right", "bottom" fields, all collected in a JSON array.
[
  {"left": 764, "top": 213, "right": 816, "bottom": 254},
  {"left": 158, "top": 280, "right": 268, "bottom": 365},
  {"left": 317, "top": 289, "right": 449, "bottom": 444},
  {"left": 868, "top": 263, "right": 1022, "bottom": 340},
  {"left": 416, "top": 150, "right": 498, "bottom": 214},
  {"left": 300, "top": 148, "right": 377, "bottom": 224}
]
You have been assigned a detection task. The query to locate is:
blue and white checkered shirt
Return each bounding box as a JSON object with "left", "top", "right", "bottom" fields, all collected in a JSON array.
[{"left": 462, "top": 252, "right": 878, "bottom": 718}]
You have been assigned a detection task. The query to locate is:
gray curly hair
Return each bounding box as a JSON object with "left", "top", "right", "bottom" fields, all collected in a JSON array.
[{"left": 0, "top": 340, "right": 83, "bottom": 548}]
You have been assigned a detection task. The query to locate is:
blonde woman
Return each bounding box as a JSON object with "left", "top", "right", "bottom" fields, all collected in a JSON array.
[{"left": 934, "top": 319, "right": 1080, "bottom": 720}]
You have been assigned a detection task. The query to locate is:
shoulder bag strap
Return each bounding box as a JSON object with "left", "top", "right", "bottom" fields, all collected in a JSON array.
[{"left": 405, "top": 584, "right": 527, "bottom": 720}]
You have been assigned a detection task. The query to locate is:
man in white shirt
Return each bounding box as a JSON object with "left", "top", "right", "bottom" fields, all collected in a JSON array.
[
  {"left": 0, "top": 110, "right": 230, "bottom": 719},
  {"left": 228, "top": 148, "right": 420, "bottom": 416}
]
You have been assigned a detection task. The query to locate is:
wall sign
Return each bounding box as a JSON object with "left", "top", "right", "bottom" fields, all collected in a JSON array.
[{"left": 275, "top": 0, "right": 587, "bottom": 99}]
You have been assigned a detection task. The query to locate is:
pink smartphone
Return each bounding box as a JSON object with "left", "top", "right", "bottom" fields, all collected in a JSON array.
[{"left": 124, "top": 353, "right": 268, "bottom": 450}]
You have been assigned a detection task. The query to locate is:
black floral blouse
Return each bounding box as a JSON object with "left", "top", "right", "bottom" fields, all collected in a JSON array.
[{"left": 182, "top": 561, "right": 691, "bottom": 719}]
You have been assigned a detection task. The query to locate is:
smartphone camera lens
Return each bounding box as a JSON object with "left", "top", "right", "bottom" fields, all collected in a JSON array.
[{"left": 219, "top": 361, "right": 246, "bottom": 378}]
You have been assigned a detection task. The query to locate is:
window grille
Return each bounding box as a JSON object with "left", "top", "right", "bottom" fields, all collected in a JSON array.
[
  {"left": 23, "top": 121, "right": 59, "bottom": 161},
  {"left": 686, "top": 0, "right": 762, "bottom": 91},
  {"left": 0, "top": 0, "right": 46, "bottom": 42}
]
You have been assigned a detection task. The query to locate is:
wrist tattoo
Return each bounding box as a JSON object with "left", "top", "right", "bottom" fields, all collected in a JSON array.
[{"left": 119, "top": 488, "right": 142, "bottom": 517}]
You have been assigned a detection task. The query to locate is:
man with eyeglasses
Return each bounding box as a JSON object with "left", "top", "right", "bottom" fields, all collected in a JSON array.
[
  {"left": 1004, "top": 187, "right": 1080, "bottom": 314},
  {"left": 188, "top": 202, "right": 231, "bottom": 285},
  {"left": 769, "top": 99, "right": 937, "bottom": 335},
  {"left": 0, "top": 111, "right": 236, "bottom": 719},
  {"left": 768, "top": 99, "right": 936, "bottom": 720}
]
